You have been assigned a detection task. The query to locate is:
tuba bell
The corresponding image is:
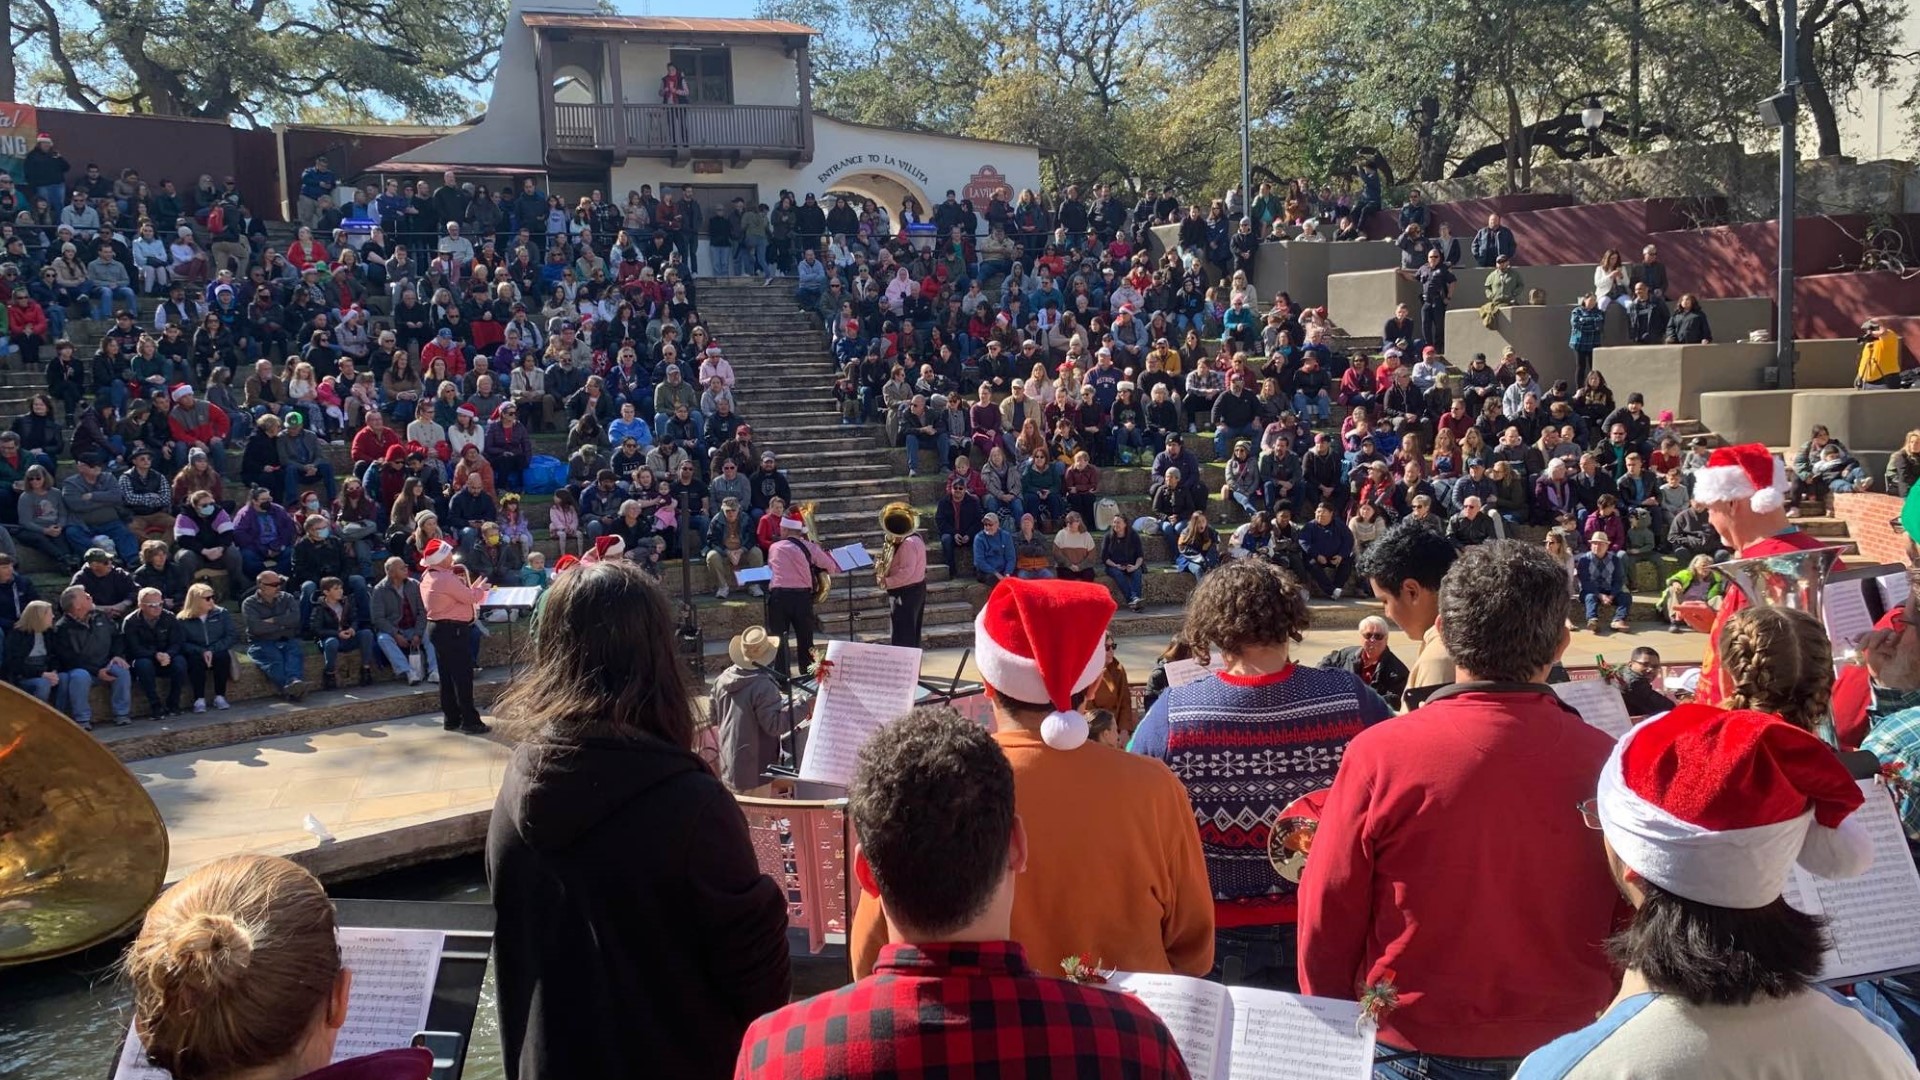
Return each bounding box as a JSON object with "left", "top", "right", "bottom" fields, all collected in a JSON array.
[
  {"left": 0, "top": 682, "right": 169, "bottom": 966},
  {"left": 1710, "top": 544, "right": 1847, "bottom": 626},
  {"left": 874, "top": 501, "right": 920, "bottom": 585},
  {"left": 1264, "top": 789, "right": 1330, "bottom": 884},
  {"left": 793, "top": 502, "right": 834, "bottom": 603}
]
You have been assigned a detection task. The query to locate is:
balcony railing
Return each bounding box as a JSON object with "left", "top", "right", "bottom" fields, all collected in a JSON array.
[{"left": 552, "top": 103, "right": 807, "bottom": 157}]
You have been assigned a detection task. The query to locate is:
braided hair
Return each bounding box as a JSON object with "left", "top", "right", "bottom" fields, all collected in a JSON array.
[{"left": 1719, "top": 606, "right": 1832, "bottom": 733}]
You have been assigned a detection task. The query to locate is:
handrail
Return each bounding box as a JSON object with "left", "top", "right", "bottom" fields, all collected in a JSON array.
[{"left": 553, "top": 103, "right": 806, "bottom": 153}]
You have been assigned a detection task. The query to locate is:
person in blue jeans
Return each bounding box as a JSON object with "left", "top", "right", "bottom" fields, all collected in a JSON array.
[
  {"left": 1101, "top": 515, "right": 1146, "bottom": 612},
  {"left": 3, "top": 600, "right": 62, "bottom": 704},
  {"left": 1573, "top": 531, "right": 1632, "bottom": 632},
  {"left": 241, "top": 570, "right": 309, "bottom": 700},
  {"left": 309, "top": 576, "right": 375, "bottom": 689},
  {"left": 50, "top": 585, "right": 132, "bottom": 729}
]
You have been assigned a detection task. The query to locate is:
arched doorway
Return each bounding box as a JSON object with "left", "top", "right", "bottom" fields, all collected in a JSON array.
[{"left": 824, "top": 170, "right": 931, "bottom": 223}]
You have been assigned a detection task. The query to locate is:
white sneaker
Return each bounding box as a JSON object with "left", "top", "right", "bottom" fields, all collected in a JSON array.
[
  {"left": 192, "top": 698, "right": 207, "bottom": 713},
  {"left": 716, "top": 585, "right": 731, "bottom": 599},
  {"left": 427, "top": 670, "right": 440, "bottom": 683},
  {"left": 749, "top": 584, "right": 764, "bottom": 597},
  {"left": 1332, "top": 587, "right": 1343, "bottom": 599},
  {"left": 213, "top": 695, "right": 230, "bottom": 710},
  {"left": 406, "top": 672, "right": 422, "bottom": 686}
]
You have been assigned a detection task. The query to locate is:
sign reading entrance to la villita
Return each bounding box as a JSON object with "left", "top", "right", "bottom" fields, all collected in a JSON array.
[{"left": 816, "top": 153, "right": 931, "bottom": 187}]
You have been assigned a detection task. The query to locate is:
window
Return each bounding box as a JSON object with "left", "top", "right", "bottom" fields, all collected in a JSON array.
[{"left": 669, "top": 49, "right": 733, "bottom": 104}]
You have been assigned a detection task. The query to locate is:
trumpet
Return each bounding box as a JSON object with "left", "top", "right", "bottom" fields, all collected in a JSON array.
[{"left": 875, "top": 501, "right": 921, "bottom": 585}]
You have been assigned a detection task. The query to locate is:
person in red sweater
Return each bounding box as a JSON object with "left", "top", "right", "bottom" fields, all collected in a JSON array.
[
  {"left": 1692, "top": 443, "right": 1839, "bottom": 706},
  {"left": 165, "top": 383, "right": 230, "bottom": 463},
  {"left": 349, "top": 408, "right": 402, "bottom": 470},
  {"left": 7, "top": 285, "right": 49, "bottom": 369},
  {"left": 1298, "top": 539, "right": 1621, "bottom": 1072}
]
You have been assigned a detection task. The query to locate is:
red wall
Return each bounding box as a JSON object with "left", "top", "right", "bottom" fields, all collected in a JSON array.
[{"left": 1833, "top": 493, "right": 1913, "bottom": 566}]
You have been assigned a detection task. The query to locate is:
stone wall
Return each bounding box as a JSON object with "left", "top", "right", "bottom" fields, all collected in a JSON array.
[
  {"left": 1426, "top": 145, "right": 1920, "bottom": 222},
  {"left": 1833, "top": 492, "right": 1912, "bottom": 566}
]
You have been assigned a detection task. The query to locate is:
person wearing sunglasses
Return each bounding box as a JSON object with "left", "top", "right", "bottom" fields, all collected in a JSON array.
[{"left": 1316, "top": 614, "right": 1409, "bottom": 710}]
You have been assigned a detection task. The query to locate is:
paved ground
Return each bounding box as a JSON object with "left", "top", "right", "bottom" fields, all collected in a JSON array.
[
  {"left": 132, "top": 621, "right": 1708, "bottom": 884},
  {"left": 130, "top": 716, "right": 511, "bottom": 884}
]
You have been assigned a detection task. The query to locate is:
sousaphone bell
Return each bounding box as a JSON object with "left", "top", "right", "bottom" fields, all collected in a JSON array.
[{"left": 1265, "top": 789, "right": 1330, "bottom": 884}]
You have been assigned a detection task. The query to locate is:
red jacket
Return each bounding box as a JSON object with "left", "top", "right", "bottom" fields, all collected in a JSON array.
[
  {"left": 168, "top": 402, "right": 231, "bottom": 446},
  {"left": 420, "top": 338, "right": 466, "bottom": 377},
  {"left": 8, "top": 298, "right": 48, "bottom": 337},
  {"left": 350, "top": 424, "right": 402, "bottom": 467},
  {"left": 1297, "top": 684, "right": 1622, "bottom": 1059}
]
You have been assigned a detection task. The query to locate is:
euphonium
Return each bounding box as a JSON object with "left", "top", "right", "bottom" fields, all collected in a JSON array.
[
  {"left": 1711, "top": 544, "right": 1847, "bottom": 625},
  {"left": 794, "top": 502, "right": 833, "bottom": 602},
  {"left": 875, "top": 501, "right": 920, "bottom": 585},
  {"left": 1265, "top": 789, "right": 1329, "bottom": 884}
]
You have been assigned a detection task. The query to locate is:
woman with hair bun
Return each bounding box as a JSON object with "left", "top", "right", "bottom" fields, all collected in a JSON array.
[{"left": 122, "top": 853, "right": 432, "bottom": 1080}]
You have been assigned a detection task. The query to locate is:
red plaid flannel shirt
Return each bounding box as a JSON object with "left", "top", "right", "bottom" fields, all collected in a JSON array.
[{"left": 734, "top": 940, "right": 1192, "bottom": 1079}]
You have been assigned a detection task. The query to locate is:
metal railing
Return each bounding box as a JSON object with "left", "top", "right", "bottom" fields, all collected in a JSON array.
[{"left": 553, "top": 103, "right": 806, "bottom": 155}]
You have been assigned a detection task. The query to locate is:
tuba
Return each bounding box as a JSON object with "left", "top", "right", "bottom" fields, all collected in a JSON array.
[
  {"left": 874, "top": 501, "right": 920, "bottom": 586},
  {"left": 1711, "top": 545, "right": 1847, "bottom": 622},
  {"left": 1264, "top": 789, "right": 1330, "bottom": 884},
  {"left": 793, "top": 502, "right": 834, "bottom": 603},
  {"left": 0, "top": 682, "right": 169, "bottom": 966}
]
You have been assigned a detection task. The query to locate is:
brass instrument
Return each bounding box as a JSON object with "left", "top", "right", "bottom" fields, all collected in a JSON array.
[
  {"left": 0, "top": 681, "right": 169, "bottom": 966},
  {"left": 1706, "top": 545, "right": 1848, "bottom": 638},
  {"left": 874, "top": 502, "right": 921, "bottom": 586},
  {"left": 1264, "top": 789, "right": 1329, "bottom": 884},
  {"left": 794, "top": 502, "right": 833, "bottom": 603}
]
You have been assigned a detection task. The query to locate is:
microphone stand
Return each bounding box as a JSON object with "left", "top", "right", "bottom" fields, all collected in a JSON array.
[
  {"left": 765, "top": 626, "right": 803, "bottom": 777},
  {"left": 674, "top": 488, "right": 702, "bottom": 685}
]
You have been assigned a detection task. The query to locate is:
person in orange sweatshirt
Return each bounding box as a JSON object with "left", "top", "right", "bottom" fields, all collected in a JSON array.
[{"left": 847, "top": 577, "right": 1215, "bottom": 979}]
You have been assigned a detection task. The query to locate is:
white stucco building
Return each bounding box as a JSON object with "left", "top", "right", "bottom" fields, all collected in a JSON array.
[{"left": 385, "top": 0, "right": 1041, "bottom": 223}]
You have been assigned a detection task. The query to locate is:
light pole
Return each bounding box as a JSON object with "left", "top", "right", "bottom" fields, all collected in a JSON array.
[
  {"left": 1758, "top": 0, "right": 1798, "bottom": 385},
  {"left": 1581, "top": 97, "right": 1606, "bottom": 158},
  {"left": 1238, "top": 0, "right": 1251, "bottom": 219}
]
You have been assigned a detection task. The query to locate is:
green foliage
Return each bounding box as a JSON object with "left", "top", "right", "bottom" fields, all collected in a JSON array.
[{"left": 14, "top": 0, "right": 508, "bottom": 123}]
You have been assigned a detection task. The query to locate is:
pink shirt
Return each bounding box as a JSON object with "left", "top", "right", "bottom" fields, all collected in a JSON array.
[
  {"left": 881, "top": 534, "right": 926, "bottom": 590},
  {"left": 767, "top": 536, "right": 839, "bottom": 590},
  {"left": 419, "top": 566, "right": 484, "bottom": 622}
]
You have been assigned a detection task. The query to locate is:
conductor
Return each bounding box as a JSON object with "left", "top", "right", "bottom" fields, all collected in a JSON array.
[{"left": 418, "top": 537, "right": 490, "bottom": 734}]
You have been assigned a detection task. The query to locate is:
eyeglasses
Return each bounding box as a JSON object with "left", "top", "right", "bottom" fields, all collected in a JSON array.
[
  {"left": 1577, "top": 798, "right": 1603, "bottom": 830},
  {"left": 1360, "top": 632, "right": 1387, "bottom": 640}
]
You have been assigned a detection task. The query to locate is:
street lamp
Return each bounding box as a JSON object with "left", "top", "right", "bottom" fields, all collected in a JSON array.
[
  {"left": 1582, "top": 97, "right": 1606, "bottom": 158},
  {"left": 1759, "top": 49, "right": 1799, "bottom": 385}
]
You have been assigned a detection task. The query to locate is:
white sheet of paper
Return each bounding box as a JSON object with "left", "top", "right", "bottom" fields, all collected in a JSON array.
[
  {"left": 1226, "top": 986, "right": 1375, "bottom": 1080},
  {"left": 1665, "top": 666, "right": 1702, "bottom": 693},
  {"left": 1880, "top": 571, "right": 1912, "bottom": 614},
  {"left": 481, "top": 586, "right": 541, "bottom": 608},
  {"left": 797, "top": 640, "right": 924, "bottom": 785},
  {"left": 1553, "top": 679, "right": 1633, "bottom": 738},
  {"left": 1108, "top": 972, "right": 1230, "bottom": 1080},
  {"left": 114, "top": 926, "right": 445, "bottom": 1080},
  {"left": 829, "top": 543, "right": 874, "bottom": 571},
  {"left": 1822, "top": 579, "right": 1876, "bottom": 655},
  {"left": 1782, "top": 779, "right": 1920, "bottom": 984},
  {"left": 1164, "top": 657, "right": 1215, "bottom": 688},
  {"left": 734, "top": 565, "right": 772, "bottom": 584}
]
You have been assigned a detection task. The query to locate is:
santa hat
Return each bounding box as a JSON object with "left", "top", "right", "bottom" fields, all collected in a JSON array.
[
  {"left": 705, "top": 345, "right": 723, "bottom": 355},
  {"left": 1693, "top": 442, "right": 1789, "bottom": 513},
  {"left": 594, "top": 535, "right": 625, "bottom": 560},
  {"left": 973, "top": 579, "right": 1116, "bottom": 751},
  {"left": 168, "top": 383, "right": 193, "bottom": 402},
  {"left": 779, "top": 515, "right": 807, "bottom": 532},
  {"left": 457, "top": 404, "right": 479, "bottom": 422},
  {"left": 491, "top": 403, "right": 511, "bottom": 422},
  {"left": 1597, "top": 704, "right": 1873, "bottom": 909},
  {"left": 553, "top": 554, "right": 580, "bottom": 573},
  {"left": 420, "top": 538, "right": 455, "bottom": 568}
]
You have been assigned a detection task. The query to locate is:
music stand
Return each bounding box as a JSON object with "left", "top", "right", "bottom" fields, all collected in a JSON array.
[
  {"left": 331, "top": 899, "right": 494, "bottom": 1080},
  {"left": 829, "top": 543, "right": 873, "bottom": 640},
  {"left": 478, "top": 587, "right": 540, "bottom": 689}
]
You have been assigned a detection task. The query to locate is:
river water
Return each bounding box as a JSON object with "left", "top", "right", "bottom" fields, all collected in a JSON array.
[{"left": 0, "top": 856, "right": 509, "bottom": 1080}]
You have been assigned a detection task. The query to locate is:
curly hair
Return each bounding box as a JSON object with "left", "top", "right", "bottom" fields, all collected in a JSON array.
[
  {"left": 1181, "top": 558, "right": 1310, "bottom": 656},
  {"left": 1720, "top": 606, "right": 1832, "bottom": 733}
]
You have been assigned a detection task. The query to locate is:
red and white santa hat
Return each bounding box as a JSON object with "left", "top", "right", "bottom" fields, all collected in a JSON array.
[
  {"left": 594, "top": 534, "right": 625, "bottom": 560},
  {"left": 973, "top": 578, "right": 1116, "bottom": 751},
  {"left": 168, "top": 383, "right": 194, "bottom": 402},
  {"left": 1597, "top": 703, "right": 1873, "bottom": 909},
  {"left": 1692, "top": 442, "right": 1789, "bottom": 514},
  {"left": 553, "top": 554, "right": 580, "bottom": 574},
  {"left": 457, "top": 404, "right": 479, "bottom": 422},
  {"left": 420, "top": 537, "right": 455, "bottom": 568},
  {"left": 779, "top": 515, "right": 807, "bottom": 532}
]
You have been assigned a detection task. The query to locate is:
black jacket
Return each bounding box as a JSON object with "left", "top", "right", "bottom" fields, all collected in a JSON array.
[
  {"left": 1319, "top": 645, "right": 1411, "bottom": 710},
  {"left": 50, "top": 611, "right": 121, "bottom": 673},
  {"left": 487, "top": 730, "right": 790, "bottom": 1080},
  {"left": 121, "top": 609, "right": 179, "bottom": 660}
]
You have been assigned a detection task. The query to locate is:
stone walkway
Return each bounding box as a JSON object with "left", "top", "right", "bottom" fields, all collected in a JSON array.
[
  {"left": 130, "top": 717, "right": 511, "bottom": 884},
  {"left": 133, "top": 625, "right": 1707, "bottom": 884}
]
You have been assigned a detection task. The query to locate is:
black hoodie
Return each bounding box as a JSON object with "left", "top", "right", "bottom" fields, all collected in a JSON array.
[{"left": 486, "top": 729, "right": 790, "bottom": 1080}]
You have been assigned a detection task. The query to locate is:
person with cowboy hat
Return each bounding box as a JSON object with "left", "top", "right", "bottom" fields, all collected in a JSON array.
[{"left": 712, "top": 625, "right": 791, "bottom": 791}]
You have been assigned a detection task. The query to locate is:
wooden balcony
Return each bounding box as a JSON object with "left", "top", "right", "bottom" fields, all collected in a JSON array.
[{"left": 551, "top": 103, "right": 811, "bottom": 163}]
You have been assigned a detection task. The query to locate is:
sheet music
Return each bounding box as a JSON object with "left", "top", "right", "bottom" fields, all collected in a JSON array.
[
  {"left": 1226, "top": 986, "right": 1374, "bottom": 1080},
  {"left": 1108, "top": 972, "right": 1230, "bottom": 1080},
  {"left": 1880, "top": 571, "right": 1912, "bottom": 614},
  {"left": 481, "top": 586, "right": 541, "bottom": 608},
  {"left": 1553, "top": 679, "right": 1633, "bottom": 738},
  {"left": 734, "top": 565, "right": 773, "bottom": 584},
  {"left": 1164, "top": 657, "right": 1215, "bottom": 689},
  {"left": 1781, "top": 779, "right": 1920, "bottom": 983},
  {"left": 796, "top": 640, "right": 923, "bottom": 785},
  {"left": 1822, "top": 579, "right": 1876, "bottom": 655},
  {"left": 114, "top": 927, "right": 444, "bottom": 1080},
  {"left": 829, "top": 543, "right": 874, "bottom": 571}
]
